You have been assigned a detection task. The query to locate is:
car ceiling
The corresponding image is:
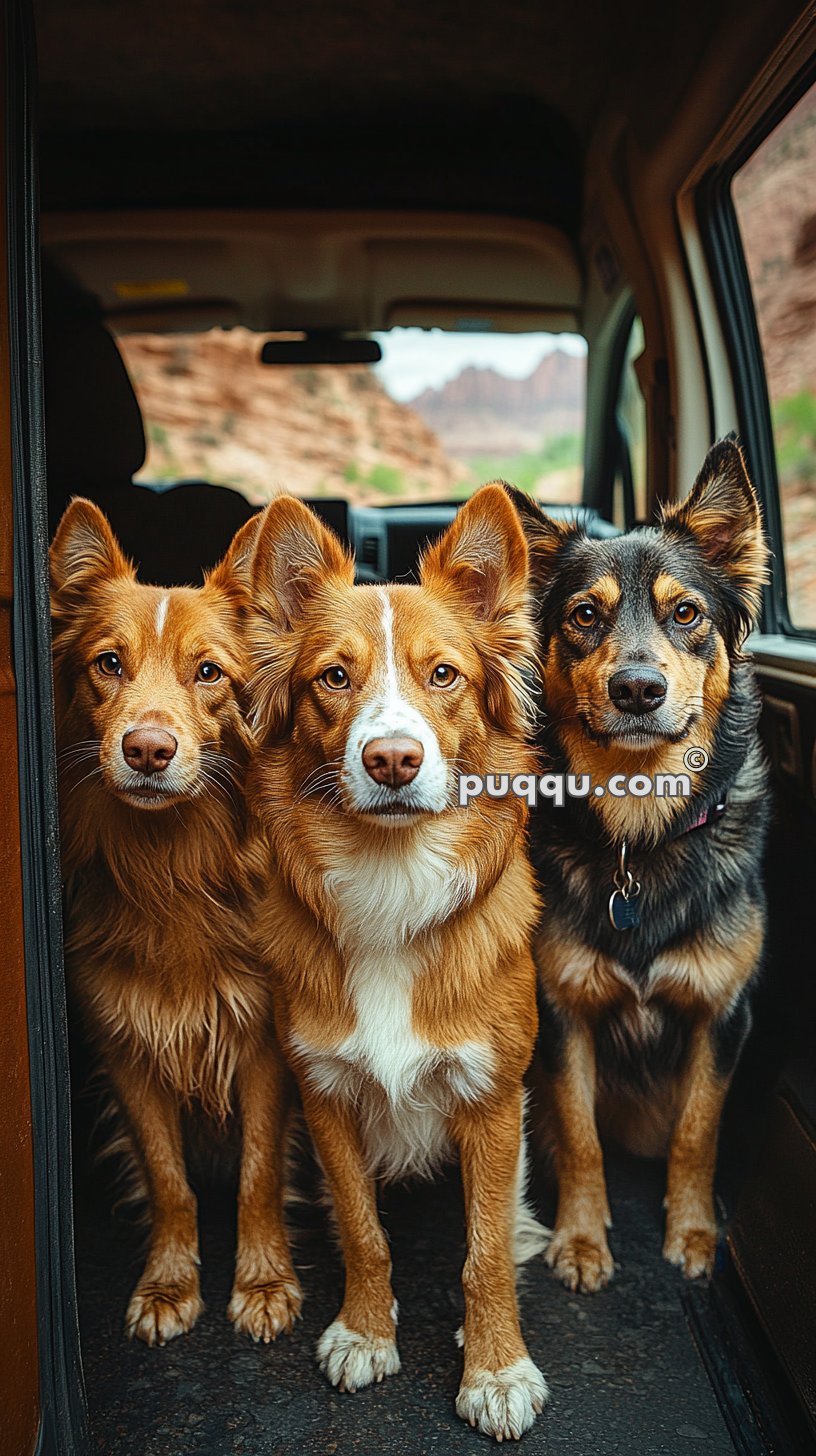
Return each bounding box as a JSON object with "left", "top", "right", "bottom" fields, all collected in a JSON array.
[
  {"left": 33, "top": 0, "right": 756, "bottom": 225},
  {"left": 33, "top": 0, "right": 807, "bottom": 344},
  {"left": 34, "top": 0, "right": 718, "bottom": 140}
]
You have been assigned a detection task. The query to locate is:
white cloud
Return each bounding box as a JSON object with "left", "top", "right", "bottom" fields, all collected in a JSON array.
[{"left": 372, "top": 328, "right": 587, "bottom": 402}]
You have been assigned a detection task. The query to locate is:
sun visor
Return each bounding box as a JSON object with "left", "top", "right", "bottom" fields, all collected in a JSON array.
[
  {"left": 108, "top": 301, "right": 240, "bottom": 333},
  {"left": 385, "top": 303, "right": 580, "bottom": 333}
]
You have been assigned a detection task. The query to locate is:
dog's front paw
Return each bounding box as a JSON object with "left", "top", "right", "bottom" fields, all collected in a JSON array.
[
  {"left": 546, "top": 1226, "right": 614, "bottom": 1293},
  {"left": 316, "top": 1319, "right": 401, "bottom": 1392},
  {"left": 126, "top": 1277, "right": 203, "bottom": 1346},
  {"left": 456, "top": 1357, "right": 549, "bottom": 1441},
  {"left": 228, "top": 1276, "right": 303, "bottom": 1342},
  {"left": 663, "top": 1221, "right": 717, "bottom": 1279}
]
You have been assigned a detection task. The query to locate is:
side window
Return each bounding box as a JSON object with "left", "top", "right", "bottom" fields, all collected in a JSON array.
[
  {"left": 612, "top": 315, "right": 647, "bottom": 528},
  {"left": 732, "top": 84, "right": 816, "bottom": 631}
]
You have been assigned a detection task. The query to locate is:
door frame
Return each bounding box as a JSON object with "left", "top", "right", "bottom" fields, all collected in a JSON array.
[{"left": 7, "top": 1, "right": 89, "bottom": 1450}]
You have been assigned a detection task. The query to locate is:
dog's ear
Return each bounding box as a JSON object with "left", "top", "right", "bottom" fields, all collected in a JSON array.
[
  {"left": 420, "top": 482, "right": 529, "bottom": 621},
  {"left": 420, "top": 483, "right": 539, "bottom": 737},
  {"left": 499, "top": 482, "right": 579, "bottom": 590},
  {"left": 248, "top": 497, "right": 354, "bottom": 737},
  {"left": 251, "top": 496, "right": 354, "bottom": 629},
  {"left": 662, "top": 438, "right": 769, "bottom": 636},
  {"left": 206, "top": 510, "right": 264, "bottom": 601},
  {"left": 50, "top": 497, "right": 133, "bottom": 600}
]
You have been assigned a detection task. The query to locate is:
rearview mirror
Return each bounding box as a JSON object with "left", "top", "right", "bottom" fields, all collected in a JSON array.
[{"left": 260, "top": 334, "right": 382, "bottom": 366}]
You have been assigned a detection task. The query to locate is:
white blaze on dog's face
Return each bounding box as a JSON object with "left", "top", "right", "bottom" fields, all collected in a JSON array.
[
  {"left": 248, "top": 486, "right": 536, "bottom": 827},
  {"left": 338, "top": 588, "right": 451, "bottom": 819},
  {"left": 50, "top": 499, "right": 258, "bottom": 810}
]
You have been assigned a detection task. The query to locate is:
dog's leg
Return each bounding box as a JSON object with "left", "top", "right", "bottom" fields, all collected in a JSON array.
[
  {"left": 300, "top": 1087, "right": 400, "bottom": 1392},
  {"left": 454, "top": 1089, "right": 549, "bottom": 1441},
  {"left": 663, "top": 1018, "right": 730, "bottom": 1278},
  {"left": 228, "top": 1042, "right": 302, "bottom": 1342},
  {"left": 546, "top": 1018, "right": 614, "bottom": 1292},
  {"left": 110, "top": 1063, "right": 203, "bottom": 1346}
]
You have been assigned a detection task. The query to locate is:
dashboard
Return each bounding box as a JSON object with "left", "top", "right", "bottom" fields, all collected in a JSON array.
[{"left": 308, "top": 499, "right": 620, "bottom": 584}]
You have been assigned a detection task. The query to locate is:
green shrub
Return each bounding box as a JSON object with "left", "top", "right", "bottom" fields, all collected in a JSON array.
[
  {"left": 367, "top": 463, "right": 405, "bottom": 497},
  {"left": 466, "top": 432, "right": 583, "bottom": 495},
  {"left": 773, "top": 391, "right": 816, "bottom": 485}
]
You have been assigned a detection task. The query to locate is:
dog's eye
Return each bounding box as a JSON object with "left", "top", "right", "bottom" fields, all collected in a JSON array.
[
  {"left": 197, "top": 661, "right": 223, "bottom": 683},
  {"left": 430, "top": 664, "right": 459, "bottom": 688},
  {"left": 320, "top": 666, "right": 350, "bottom": 691},
  {"left": 96, "top": 652, "right": 122, "bottom": 677},
  {"left": 570, "top": 603, "right": 598, "bottom": 629},
  {"left": 673, "top": 602, "right": 700, "bottom": 627}
]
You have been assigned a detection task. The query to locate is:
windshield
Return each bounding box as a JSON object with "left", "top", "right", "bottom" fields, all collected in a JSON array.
[{"left": 118, "top": 326, "right": 587, "bottom": 508}]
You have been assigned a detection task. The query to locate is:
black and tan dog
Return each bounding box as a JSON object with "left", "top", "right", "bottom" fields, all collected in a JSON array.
[{"left": 515, "top": 439, "right": 769, "bottom": 1291}]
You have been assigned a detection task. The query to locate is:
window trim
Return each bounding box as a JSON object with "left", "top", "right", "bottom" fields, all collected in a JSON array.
[
  {"left": 586, "top": 293, "right": 639, "bottom": 527},
  {"left": 614, "top": 310, "right": 648, "bottom": 528},
  {"left": 696, "top": 59, "right": 816, "bottom": 643}
]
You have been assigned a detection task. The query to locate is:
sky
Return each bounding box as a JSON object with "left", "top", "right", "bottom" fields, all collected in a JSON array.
[{"left": 372, "top": 328, "right": 587, "bottom": 402}]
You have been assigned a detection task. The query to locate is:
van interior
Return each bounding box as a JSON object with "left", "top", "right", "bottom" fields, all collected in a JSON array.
[{"left": 20, "top": 0, "right": 816, "bottom": 1451}]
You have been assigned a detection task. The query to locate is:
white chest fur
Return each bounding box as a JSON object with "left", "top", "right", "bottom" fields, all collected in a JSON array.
[{"left": 292, "top": 834, "right": 492, "bottom": 1180}]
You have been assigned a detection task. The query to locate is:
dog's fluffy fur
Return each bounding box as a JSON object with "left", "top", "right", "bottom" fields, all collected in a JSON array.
[
  {"left": 515, "top": 439, "right": 769, "bottom": 1291},
  {"left": 244, "top": 485, "right": 549, "bottom": 1441},
  {"left": 51, "top": 499, "right": 300, "bottom": 1347}
]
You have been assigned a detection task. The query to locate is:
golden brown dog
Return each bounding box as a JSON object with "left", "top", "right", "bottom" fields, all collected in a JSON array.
[
  {"left": 51, "top": 499, "right": 299, "bottom": 1346},
  {"left": 245, "top": 485, "right": 549, "bottom": 1440}
]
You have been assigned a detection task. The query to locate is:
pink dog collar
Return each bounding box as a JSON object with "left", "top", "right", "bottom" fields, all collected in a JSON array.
[{"left": 684, "top": 799, "right": 728, "bottom": 834}]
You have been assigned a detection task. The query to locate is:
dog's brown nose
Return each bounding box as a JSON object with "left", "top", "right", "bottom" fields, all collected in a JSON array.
[
  {"left": 122, "top": 727, "right": 178, "bottom": 775},
  {"left": 362, "top": 735, "right": 424, "bottom": 787}
]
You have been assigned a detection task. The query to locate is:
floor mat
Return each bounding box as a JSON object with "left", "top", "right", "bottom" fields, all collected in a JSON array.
[{"left": 74, "top": 1150, "right": 737, "bottom": 1455}]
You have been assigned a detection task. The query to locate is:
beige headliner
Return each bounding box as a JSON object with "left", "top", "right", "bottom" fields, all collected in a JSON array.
[{"left": 41, "top": 210, "right": 583, "bottom": 336}]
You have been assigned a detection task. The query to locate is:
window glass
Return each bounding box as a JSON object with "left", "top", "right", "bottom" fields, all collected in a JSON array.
[
  {"left": 733, "top": 84, "right": 816, "bottom": 628},
  {"left": 118, "top": 327, "right": 587, "bottom": 508},
  {"left": 612, "top": 315, "right": 647, "bottom": 527}
]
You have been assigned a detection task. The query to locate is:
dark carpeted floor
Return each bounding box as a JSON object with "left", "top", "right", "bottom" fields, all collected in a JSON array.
[{"left": 74, "top": 1148, "right": 737, "bottom": 1456}]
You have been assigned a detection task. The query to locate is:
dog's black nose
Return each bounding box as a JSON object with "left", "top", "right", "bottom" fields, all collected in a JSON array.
[{"left": 608, "top": 666, "right": 667, "bottom": 716}]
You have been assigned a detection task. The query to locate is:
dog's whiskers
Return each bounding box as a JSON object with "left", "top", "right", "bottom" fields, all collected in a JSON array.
[
  {"left": 67, "top": 763, "right": 105, "bottom": 794},
  {"left": 296, "top": 758, "right": 345, "bottom": 805}
]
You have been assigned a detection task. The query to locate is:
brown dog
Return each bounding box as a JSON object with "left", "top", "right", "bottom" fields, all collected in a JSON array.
[
  {"left": 51, "top": 499, "right": 300, "bottom": 1346},
  {"left": 244, "top": 486, "right": 549, "bottom": 1441}
]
